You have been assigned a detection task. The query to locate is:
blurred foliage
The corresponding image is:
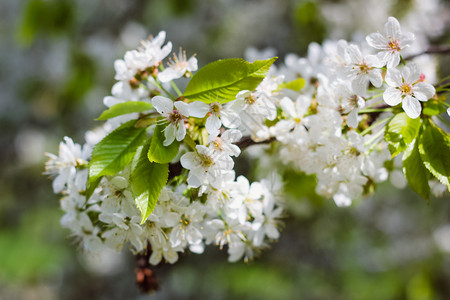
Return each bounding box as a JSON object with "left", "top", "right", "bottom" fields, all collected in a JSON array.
[
  {"left": 1, "top": 0, "right": 449, "bottom": 299},
  {"left": 18, "top": 0, "right": 75, "bottom": 46},
  {"left": 0, "top": 209, "right": 67, "bottom": 284},
  {"left": 291, "top": 0, "right": 327, "bottom": 51}
]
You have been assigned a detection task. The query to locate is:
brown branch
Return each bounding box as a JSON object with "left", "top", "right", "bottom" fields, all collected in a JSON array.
[
  {"left": 135, "top": 244, "right": 159, "bottom": 293},
  {"left": 404, "top": 45, "right": 450, "bottom": 60}
]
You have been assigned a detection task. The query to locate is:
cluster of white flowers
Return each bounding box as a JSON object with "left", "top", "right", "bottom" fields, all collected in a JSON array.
[
  {"left": 46, "top": 134, "right": 283, "bottom": 264},
  {"left": 46, "top": 16, "right": 445, "bottom": 267},
  {"left": 247, "top": 17, "right": 437, "bottom": 206}
]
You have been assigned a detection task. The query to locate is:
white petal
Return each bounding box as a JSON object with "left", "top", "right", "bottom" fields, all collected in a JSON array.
[
  {"left": 163, "top": 124, "right": 176, "bottom": 146},
  {"left": 366, "top": 33, "right": 387, "bottom": 49},
  {"left": 296, "top": 95, "right": 311, "bottom": 117},
  {"left": 400, "top": 32, "right": 415, "bottom": 47},
  {"left": 413, "top": 82, "right": 435, "bottom": 101},
  {"left": 280, "top": 97, "right": 296, "bottom": 118},
  {"left": 365, "top": 54, "right": 384, "bottom": 68},
  {"left": 175, "top": 121, "right": 186, "bottom": 141},
  {"left": 188, "top": 101, "right": 209, "bottom": 118},
  {"left": 158, "top": 68, "right": 182, "bottom": 82},
  {"left": 265, "top": 224, "right": 280, "bottom": 239},
  {"left": 368, "top": 69, "right": 383, "bottom": 88},
  {"left": 385, "top": 68, "right": 402, "bottom": 87},
  {"left": 347, "top": 109, "right": 359, "bottom": 128},
  {"left": 346, "top": 44, "right": 363, "bottom": 63},
  {"left": 402, "top": 96, "right": 421, "bottom": 119},
  {"left": 383, "top": 87, "right": 402, "bottom": 106},
  {"left": 174, "top": 101, "right": 190, "bottom": 117},
  {"left": 152, "top": 96, "right": 173, "bottom": 115},
  {"left": 221, "top": 110, "right": 241, "bottom": 128},
  {"left": 180, "top": 152, "right": 199, "bottom": 170},
  {"left": 187, "top": 56, "right": 198, "bottom": 72},
  {"left": 386, "top": 53, "right": 400, "bottom": 69},
  {"left": 402, "top": 63, "right": 420, "bottom": 84},
  {"left": 103, "top": 96, "right": 122, "bottom": 107},
  {"left": 205, "top": 115, "right": 222, "bottom": 133},
  {"left": 385, "top": 17, "right": 401, "bottom": 40},
  {"left": 222, "top": 129, "right": 242, "bottom": 142},
  {"left": 187, "top": 171, "right": 202, "bottom": 188},
  {"left": 352, "top": 75, "right": 369, "bottom": 95}
]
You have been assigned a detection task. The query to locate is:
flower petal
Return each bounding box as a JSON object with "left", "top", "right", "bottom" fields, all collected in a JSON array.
[
  {"left": 163, "top": 124, "right": 176, "bottom": 146},
  {"left": 280, "top": 97, "right": 296, "bottom": 118},
  {"left": 385, "top": 17, "right": 401, "bottom": 40},
  {"left": 346, "top": 44, "right": 363, "bottom": 63},
  {"left": 385, "top": 68, "right": 402, "bottom": 87},
  {"left": 366, "top": 33, "right": 387, "bottom": 49},
  {"left": 352, "top": 75, "right": 369, "bottom": 95},
  {"left": 205, "top": 115, "right": 222, "bottom": 133},
  {"left": 347, "top": 109, "right": 359, "bottom": 128},
  {"left": 402, "top": 63, "right": 420, "bottom": 84},
  {"left": 383, "top": 87, "right": 402, "bottom": 106},
  {"left": 188, "top": 101, "right": 209, "bottom": 118},
  {"left": 175, "top": 120, "right": 186, "bottom": 141},
  {"left": 402, "top": 96, "right": 421, "bottom": 119},
  {"left": 386, "top": 53, "right": 400, "bottom": 69},
  {"left": 174, "top": 101, "right": 190, "bottom": 117},
  {"left": 368, "top": 69, "right": 383, "bottom": 88},
  {"left": 158, "top": 68, "right": 182, "bottom": 82},
  {"left": 152, "top": 96, "right": 173, "bottom": 115},
  {"left": 413, "top": 82, "right": 435, "bottom": 101}
]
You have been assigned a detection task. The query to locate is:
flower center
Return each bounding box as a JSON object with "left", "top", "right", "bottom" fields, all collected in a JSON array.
[
  {"left": 357, "top": 62, "right": 372, "bottom": 74},
  {"left": 348, "top": 95, "right": 359, "bottom": 108},
  {"left": 199, "top": 153, "right": 214, "bottom": 168},
  {"left": 400, "top": 83, "right": 413, "bottom": 95},
  {"left": 210, "top": 102, "right": 222, "bottom": 116},
  {"left": 168, "top": 49, "right": 189, "bottom": 71},
  {"left": 168, "top": 110, "right": 183, "bottom": 123},
  {"left": 212, "top": 138, "right": 223, "bottom": 151},
  {"left": 387, "top": 38, "right": 401, "bottom": 52},
  {"left": 180, "top": 214, "right": 191, "bottom": 226},
  {"left": 245, "top": 94, "right": 257, "bottom": 105}
]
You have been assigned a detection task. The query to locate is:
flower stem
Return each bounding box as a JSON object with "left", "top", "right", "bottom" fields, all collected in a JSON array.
[
  {"left": 361, "top": 117, "right": 391, "bottom": 136},
  {"left": 359, "top": 108, "right": 393, "bottom": 114}
]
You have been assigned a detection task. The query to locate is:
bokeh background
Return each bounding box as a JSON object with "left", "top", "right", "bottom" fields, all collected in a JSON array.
[{"left": 1, "top": 0, "right": 450, "bottom": 299}]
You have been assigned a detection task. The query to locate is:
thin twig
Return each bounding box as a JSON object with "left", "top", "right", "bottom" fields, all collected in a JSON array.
[{"left": 404, "top": 45, "right": 450, "bottom": 60}]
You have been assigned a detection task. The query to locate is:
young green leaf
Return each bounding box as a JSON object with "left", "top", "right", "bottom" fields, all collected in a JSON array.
[
  {"left": 131, "top": 143, "right": 169, "bottom": 224},
  {"left": 422, "top": 99, "right": 447, "bottom": 116},
  {"left": 96, "top": 101, "right": 153, "bottom": 120},
  {"left": 183, "top": 57, "right": 277, "bottom": 103},
  {"left": 385, "top": 112, "right": 421, "bottom": 157},
  {"left": 276, "top": 78, "right": 306, "bottom": 92},
  {"left": 148, "top": 125, "right": 180, "bottom": 164},
  {"left": 418, "top": 120, "right": 450, "bottom": 191},
  {"left": 403, "top": 137, "right": 431, "bottom": 201},
  {"left": 86, "top": 121, "right": 147, "bottom": 199}
]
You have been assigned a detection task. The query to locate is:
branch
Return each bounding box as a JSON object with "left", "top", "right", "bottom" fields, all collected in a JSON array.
[
  {"left": 135, "top": 244, "right": 159, "bottom": 293},
  {"left": 404, "top": 45, "right": 450, "bottom": 60}
]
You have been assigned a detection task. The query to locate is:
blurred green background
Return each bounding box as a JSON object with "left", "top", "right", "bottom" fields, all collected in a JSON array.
[{"left": 1, "top": 0, "right": 450, "bottom": 299}]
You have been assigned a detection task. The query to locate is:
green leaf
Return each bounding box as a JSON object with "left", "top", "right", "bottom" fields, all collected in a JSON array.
[
  {"left": 403, "top": 137, "right": 431, "bottom": 200},
  {"left": 86, "top": 121, "right": 147, "bottom": 199},
  {"left": 385, "top": 112, "right": 421, "bottom": 157},
  {"left": 422, "top": 100, "right": 446, "bottom": 116},
  {"left": 148, "top": 125, "right": 180, "bottom": 164},
  {"left": 96, "top": 101, "right": 153, "bottom": 120},
  {"left": 131, "top": 143, "right": 169, "bottom": 224},
  {"left": 418, "top": 120, "right": 450, "bottom": 191},
  {"left": 276, "top": 78, "right": 306, "bottom": 92},
  {"left": 183, "top": 57, "right": 277, "bottom": 103}
]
